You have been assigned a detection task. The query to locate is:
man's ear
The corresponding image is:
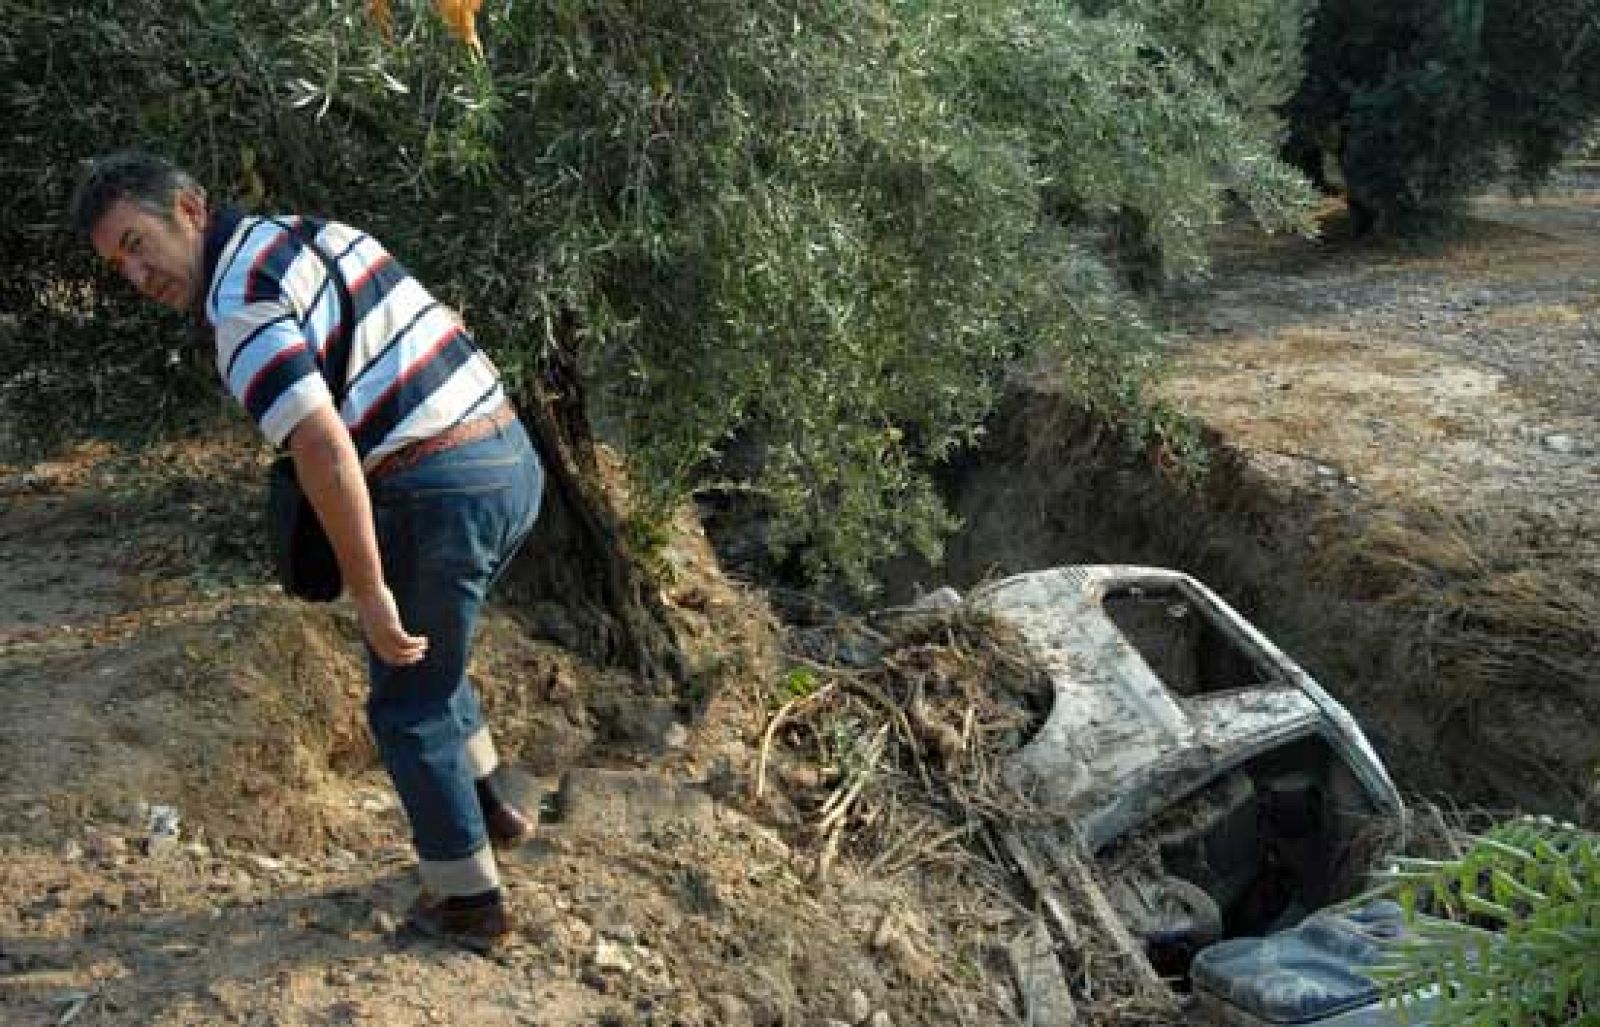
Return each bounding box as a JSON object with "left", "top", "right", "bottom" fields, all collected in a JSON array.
[{"left": 175, "top": 187, "right": 208, "bottom": 229}]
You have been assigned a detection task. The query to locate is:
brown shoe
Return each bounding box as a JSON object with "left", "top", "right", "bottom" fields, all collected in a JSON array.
[
  {"left": 485, "top": 801, "right": 537, "bottom": 851},
  {"left": 405, "top": 891, "right": 511, "bottom": 954}
]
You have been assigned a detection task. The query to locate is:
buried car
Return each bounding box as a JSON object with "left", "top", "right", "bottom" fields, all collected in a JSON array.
[{"left": 960, "top": 566, "right": 1422, "bottom": 1024}]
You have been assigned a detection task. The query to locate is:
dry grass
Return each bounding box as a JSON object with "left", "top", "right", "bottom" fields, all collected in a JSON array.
[
  {"left": 1292, "top": 493, "right": 1600, "bottom": 819},
  {"left": 1313, "top": 502, "right": 1599, "bottom": 699},
  {"left": 1481, "top": 303, "right": 1586, "bottom": 329}
]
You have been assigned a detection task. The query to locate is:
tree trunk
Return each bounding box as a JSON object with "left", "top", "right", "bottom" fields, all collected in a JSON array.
[{"left": 502, "top": 317, "right": 686, "bottom": 689}]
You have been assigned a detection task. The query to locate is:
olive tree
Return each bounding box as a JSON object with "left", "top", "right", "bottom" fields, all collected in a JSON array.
[
  {"left": 1285, "top": 0, "right": 1600, "bottom": 234},
  {"left": 1, "top": 0, "right": 1313, "bottom": 675}
]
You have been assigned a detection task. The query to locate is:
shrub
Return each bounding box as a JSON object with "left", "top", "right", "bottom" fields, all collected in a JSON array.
[{"left": 1372, "top": 817, "right": 1600, "bottom": 1024}]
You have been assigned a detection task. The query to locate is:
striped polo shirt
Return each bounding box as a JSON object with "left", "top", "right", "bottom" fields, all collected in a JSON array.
[{"left": 199, "top": 208, "right": 505, "bottom": 467}]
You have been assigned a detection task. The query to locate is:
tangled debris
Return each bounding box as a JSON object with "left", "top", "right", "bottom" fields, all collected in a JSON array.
[{"left": 761, "top": 602, "right": 1180, "bottom": 1024}]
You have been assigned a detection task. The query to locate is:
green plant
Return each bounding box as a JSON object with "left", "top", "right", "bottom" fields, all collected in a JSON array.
[
  {"left": 782, "top": 666, "right": 821, "bottom": 701},
  {"left": 1371, "top": 817, "right": 1600, "bottom": 1024}
]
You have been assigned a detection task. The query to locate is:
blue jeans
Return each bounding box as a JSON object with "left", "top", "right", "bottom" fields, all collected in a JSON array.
[{"left": 365, "top": 416, "right": 542, "bottom": 881}]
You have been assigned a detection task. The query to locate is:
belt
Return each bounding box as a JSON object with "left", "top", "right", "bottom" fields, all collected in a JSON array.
[{"left": 368, "top": 403, "right": 517, "bottom": 481}]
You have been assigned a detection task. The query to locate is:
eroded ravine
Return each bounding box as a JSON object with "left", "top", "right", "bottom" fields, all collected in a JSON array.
[{"left": 873, "top": 173, "right": 1599, "bottom": 822}]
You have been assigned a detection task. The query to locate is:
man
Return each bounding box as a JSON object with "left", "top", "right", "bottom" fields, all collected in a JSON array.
[{"left": 71, "top": 151, "right": 542, "bottom": 953}]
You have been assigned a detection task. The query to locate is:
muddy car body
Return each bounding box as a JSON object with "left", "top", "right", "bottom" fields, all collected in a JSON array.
[{"left": 967, "top": 566, "right": 1413, "bottom": 1023}]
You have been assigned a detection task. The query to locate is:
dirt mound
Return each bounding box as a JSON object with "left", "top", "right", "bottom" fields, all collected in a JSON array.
[{"left": 2, "top": 437, "right": 1057, "bottom": 1027}]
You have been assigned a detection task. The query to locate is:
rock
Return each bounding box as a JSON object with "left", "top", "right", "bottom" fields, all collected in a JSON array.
[
  {"left": 663, "top": 722, "right": 691, "bottom": 750},
  {"left": 711, "top": 993, "right": 755, "bottom": 1027},
  {"left": 1542, "top": 434, "right": 1579, "bottom": 454},
  {"left": 592, "top": 939, "right": 633, "bottom": 973},
  {"left": 588, "top": 695, "right": 684, "bottom": 752},
  {"left": 556, "top": 768, "right": 717, "bottom": 842},
  {"left": 565, "top": 916, "right": 594, "bottom": 947},
  {"left": 144, "top": 803, "right": 181, "bottom": 837},
  {"left": 868, "top": 1012, "right": 893, "bottom": 1027},
  {"left": 846, "top": 989, "right": 873, "bottom": 1024}
]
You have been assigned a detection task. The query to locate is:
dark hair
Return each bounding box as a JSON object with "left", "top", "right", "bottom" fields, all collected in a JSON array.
[{"left": 68, "top": 151, "right": 206, "bottom": 237}]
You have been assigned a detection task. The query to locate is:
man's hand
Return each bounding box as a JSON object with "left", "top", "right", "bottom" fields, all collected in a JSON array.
[
  {"left": 287, "top": 405, "right": 430, "bottom": 666},
  {"left": 352, "top": 585, "right": 429, "bottom": 666}
]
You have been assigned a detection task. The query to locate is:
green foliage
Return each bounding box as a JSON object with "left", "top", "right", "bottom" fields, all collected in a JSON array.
[
  {"left": 1289, "top": 0, "right": 1600, "bottom": 234},
  {"left": 782, "top": 666, "right": 821, "bottom": 700},
  {"left": 1371, "top": 817, "right": 1600, "bottom": 1024},
  {"left": 0, "top": 1, "right": 290, "bottom": 450},
  {"left": 2, "top": 0, "right": 1311, "bottom": 590},
  {"left": 955, "top": 0, "right": 1315, "bottom": 282},
  {"left": 1479, "top": 2, "right": 1600, "bottom": 189}
]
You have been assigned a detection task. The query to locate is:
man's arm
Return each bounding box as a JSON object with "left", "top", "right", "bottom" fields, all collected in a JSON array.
[{"left": 287, "top": 404, "right": 428, "bottom": 666}]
